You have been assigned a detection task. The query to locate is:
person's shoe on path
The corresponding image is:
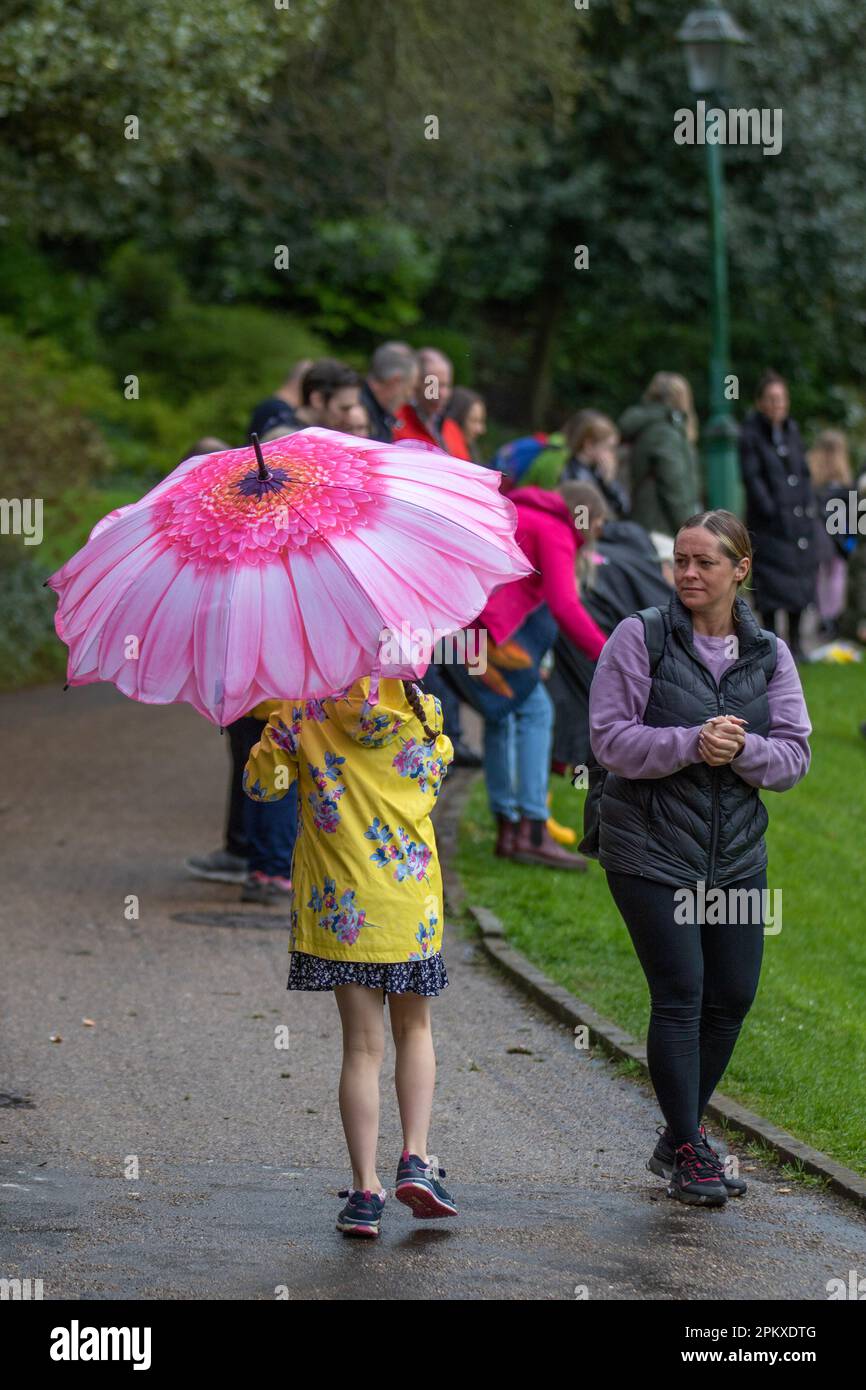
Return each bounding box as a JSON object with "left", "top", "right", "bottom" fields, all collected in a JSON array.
[
  {"left": 649, "top": 1121, "right": 721, "bottom": 1173},
  {"left": 511, "top": 816, "right": 587, "bottom": 870},
  {"left": 649, "top": 1123, "right": 745, "bottom": 1195},
  {"left": 666, "top": 1140, "right": 729, "bottom": 1206},
  {"left": 336, "top": 1187, "right": 387, "bottom": 1237},
  {"left": 240, "top": 871, "right": 292, "bottom": 903},
  {"left": 184, "top": 848, "right": 248, "bottom": 884},
  {"left": 395, "top": 1150, "right": 457, "bottom": 1218},
  {"left": 696, "top": 1125, "right": 747, "bottom": 1197}
]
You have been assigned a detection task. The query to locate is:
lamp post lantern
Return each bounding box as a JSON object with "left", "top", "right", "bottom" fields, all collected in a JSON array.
[{"left": 676, "top": 2, "right": 749, "bottom": 514}]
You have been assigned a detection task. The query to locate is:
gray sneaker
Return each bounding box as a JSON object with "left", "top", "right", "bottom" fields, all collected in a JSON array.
[{"left": 184, "top": 849, "right": 248, "bottom": 884}]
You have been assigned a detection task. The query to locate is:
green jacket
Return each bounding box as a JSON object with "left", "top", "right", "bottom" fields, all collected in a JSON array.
[{"left": 618, "top": 402, "right": 701, "bottom": 535}]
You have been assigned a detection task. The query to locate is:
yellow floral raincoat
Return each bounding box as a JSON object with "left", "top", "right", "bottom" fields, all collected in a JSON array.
[{"left": 243, "top": 678, "right": 454, "bottom": 963}]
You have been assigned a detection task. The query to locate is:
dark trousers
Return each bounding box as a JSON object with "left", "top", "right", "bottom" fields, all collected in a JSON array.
[
  {"left": 606, "top": 869, "right": 766, "bottom": 1145},
  {"left": 761, "top": 608, "right": 802, "bottom": 651},
  {"left": 225, "top": 716, "right": 297, "bottom": 877}
]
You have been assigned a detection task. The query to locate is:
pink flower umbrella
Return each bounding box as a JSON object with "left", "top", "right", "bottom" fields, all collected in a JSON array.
[{"left": 46, "top": 428, "right": 533, "bottom": 726}]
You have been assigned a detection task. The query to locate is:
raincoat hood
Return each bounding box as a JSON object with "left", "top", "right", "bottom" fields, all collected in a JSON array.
[{"left": 324, "top": 676, "right": 418, "bottom": 748}]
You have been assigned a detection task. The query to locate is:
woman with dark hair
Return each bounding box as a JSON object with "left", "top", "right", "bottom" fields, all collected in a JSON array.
[
  {"left": 739, "top": 371, "right": 817, "bottom": 663},
  {"left": 585, "top": 510, "right": 811, "bottom": 1206},
  {"left": 446, "top": 387, "right": 487, "bottom": 465}
]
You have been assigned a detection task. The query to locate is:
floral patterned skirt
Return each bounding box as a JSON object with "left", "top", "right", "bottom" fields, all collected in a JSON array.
[{"left": 287, "top": 949, "right": 448, "bottom": 996}]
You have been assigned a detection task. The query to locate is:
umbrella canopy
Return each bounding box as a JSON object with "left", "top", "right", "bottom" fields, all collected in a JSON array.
[{"left": 47, "top": 428, "right": 532, "bottom": 726}]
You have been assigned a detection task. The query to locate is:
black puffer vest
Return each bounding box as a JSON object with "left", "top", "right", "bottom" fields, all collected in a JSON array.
[{"left": 598, "top": 593, "right": 776, "bottom": 888}]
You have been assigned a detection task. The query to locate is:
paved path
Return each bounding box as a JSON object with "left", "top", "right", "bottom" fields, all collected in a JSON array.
[{"left": 1, "top": 684, "right": 864, "bottom": 1299}]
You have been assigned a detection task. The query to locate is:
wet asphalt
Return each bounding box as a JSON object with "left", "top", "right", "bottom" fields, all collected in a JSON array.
[{"left": 1, "top": 683, "right": 864, "bottom": 1300}]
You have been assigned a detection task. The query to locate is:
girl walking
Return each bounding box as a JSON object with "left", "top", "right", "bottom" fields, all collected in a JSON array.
[
  {"left": 586, "top": 511, "right": 811, "bottom": 1206},
  {"left": 244, "top": 674, "right": 456, "bottom": 1237}
]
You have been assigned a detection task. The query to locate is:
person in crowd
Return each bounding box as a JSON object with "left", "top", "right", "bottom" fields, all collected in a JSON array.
[
  {"left": 168, "top": 440, "right": 298, "bottom": 899},
  {"left": 561, "top": 411, "right": 629, "bottom": 517},
  {"left": 522, "top": 410, "right": 629, "bottom": 518},
  {"left": 445, "top": 480, "right": 607, "bottom": 869},
  {"left": 807, "top": 428, "right": 854, "bottom": 639},
  {"left": 739, "top": 370, "right": 817, "bottom": 664},
  {"left": 618, "top": 372, "right": 701, "bottom": 539},
  {"left": 546, "top": 484, "right": 672, "bottom": 827},
  {"left": 248, "top": 359, "right": 313, "bottom": 438},
  {"left": 184, "top": 702, "right": 299, "bottom": 903},
  {"left": 249, "top": 358, "right": 361, "bottom": 440},
  {"left": 393, "top": 348, "right": 471, "bottom": 459},
  {"left": 244, "top": 677, "right": 456, "bottom": 1238},
  {"left": 344, "top": 401, "right": 372, "bottom": 438},
  {"left": 550, "top": 515, "right": 672, "bottom": 777},
  {"left": 446, "top": 387, "right": 487, "bottom": 465},
  {"left": 233, "top": 701, "right": 298, "bottom": 903},
  {"left": 585, "top": 510, "right": 811, "bottom": 1206},
  {"left": 399, "top": 348, "right": 476, "bottom": 757},
  {"left": 359, "top": 344, "right": 417, "bottom": 442}
]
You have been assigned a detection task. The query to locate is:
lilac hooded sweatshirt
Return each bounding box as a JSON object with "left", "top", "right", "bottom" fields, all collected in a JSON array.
[{"left": 589, "top": 616, "right": 811, "bottom": 790}]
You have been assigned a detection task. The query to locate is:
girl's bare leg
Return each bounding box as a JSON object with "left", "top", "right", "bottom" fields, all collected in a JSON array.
[
  {"left": 388, "top": 991, "right": 435, "bottom": 1160},
  {"left": 333, "top": 984, "right": 385, "bottom": 1192}
]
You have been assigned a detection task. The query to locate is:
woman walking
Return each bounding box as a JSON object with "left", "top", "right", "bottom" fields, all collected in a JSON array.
[
  {"left": 586, "top": 511, "right": 811, "bottom": 1206},
  {"left": 245, "top": 676, "right": 456, "bottom": 1237}
]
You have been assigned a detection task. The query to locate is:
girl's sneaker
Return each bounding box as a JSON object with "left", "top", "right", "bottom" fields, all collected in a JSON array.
[
  {"left": 666, "top": 1141, "right": 728, "bottom": 1207},
  {"left": 395, "top": 1150, "right": 457, "bottom": 1218},
  {"left": 335, "top": 1187, "right": 386, "bottom": 1237}
]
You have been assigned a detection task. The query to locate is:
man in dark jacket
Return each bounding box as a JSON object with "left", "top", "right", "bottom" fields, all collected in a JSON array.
[
  {"left": 359, "top": 343, "right": 417, "bottom": 443},
  {"left": 739, "top": 370, "right": 817, "bottom": 663}
]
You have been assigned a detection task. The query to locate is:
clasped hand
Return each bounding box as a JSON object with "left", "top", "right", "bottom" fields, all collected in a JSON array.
[{"left": 698, "top": 715, "right": 748, "bottom": 766}]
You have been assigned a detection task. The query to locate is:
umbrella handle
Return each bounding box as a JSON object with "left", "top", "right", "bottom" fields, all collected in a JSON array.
[{"left": 250, "top": 433, "right": 270, "bottom": 482}]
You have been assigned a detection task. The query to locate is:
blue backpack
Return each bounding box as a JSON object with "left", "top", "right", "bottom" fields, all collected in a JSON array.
[{"left": 491, "top": 433, "right": 550, "bottom": 486}]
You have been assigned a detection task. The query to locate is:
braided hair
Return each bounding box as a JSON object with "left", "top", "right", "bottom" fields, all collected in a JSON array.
[{"left": 401, "top": 679, "right": 437, "bottom": 744}]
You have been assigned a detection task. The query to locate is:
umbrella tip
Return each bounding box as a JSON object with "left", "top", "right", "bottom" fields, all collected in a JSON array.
[
  {"left": 63, "top": 682, "right": 70, "bottom": 692},
  {"left": 250, "top": 432, "right": 270, "bottom": 481}
]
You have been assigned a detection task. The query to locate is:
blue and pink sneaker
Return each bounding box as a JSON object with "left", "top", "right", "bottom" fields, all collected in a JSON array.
[
  {"left": 335, "top": 1187, "right": 386, "bottom": 1237},
  {"left": 395, "top": 1150, "right": 457, "bottom": 1218}
]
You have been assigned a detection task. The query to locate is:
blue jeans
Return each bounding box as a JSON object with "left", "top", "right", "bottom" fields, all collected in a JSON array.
[
  {"left": 483, "top": 680, "right": 553, "bottom": 822},
  {"left": 246, "top": 780, "right": 298, "bottom": 877},
  {"left": 231, "top": 715, "right": 298, "bottom": 877}
]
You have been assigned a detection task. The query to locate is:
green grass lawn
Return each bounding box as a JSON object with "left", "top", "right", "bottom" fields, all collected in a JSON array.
[{"left": 455, "top": 661, "right": 866, "bottom": 1175}]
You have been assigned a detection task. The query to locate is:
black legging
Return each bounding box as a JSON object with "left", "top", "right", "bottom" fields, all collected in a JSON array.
[{"left": 606, "top": 869, "right": 766, "bottom": 1146}]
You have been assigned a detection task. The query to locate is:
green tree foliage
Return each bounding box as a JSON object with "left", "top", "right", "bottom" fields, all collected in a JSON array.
[{"left": 0, "top": 0, "right": 285, "bottom": 236}]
